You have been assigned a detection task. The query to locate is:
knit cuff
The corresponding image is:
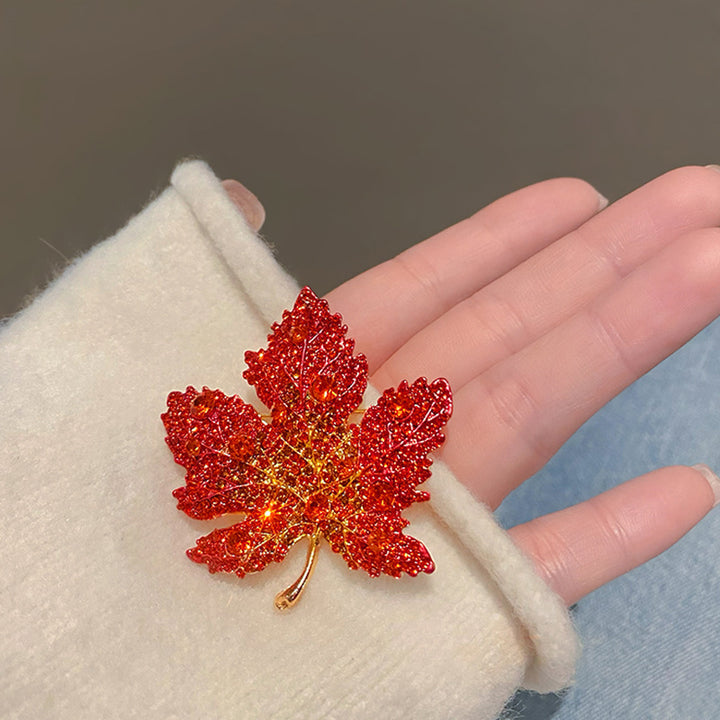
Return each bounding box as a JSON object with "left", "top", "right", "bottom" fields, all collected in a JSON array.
[
  {"left": 171, "top": 160, "right": 578, "bottom": 693},
  {"left": 0, "top": 159, "right": 578, "bottom": 720}
]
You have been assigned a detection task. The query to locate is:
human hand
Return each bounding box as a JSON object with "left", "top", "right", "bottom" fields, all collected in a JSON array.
[{"left": 222, "top": 168, "right": 720, "bottom": 606}]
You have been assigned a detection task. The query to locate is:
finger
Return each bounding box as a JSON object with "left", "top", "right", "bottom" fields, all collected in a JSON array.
[
  {"left": 326, "top": 178, "right": 605, "bottom": 371},
  {"left": 446, "top": 226, "right": 720, "bottom": 507},
  {"left": 508, "top": 465, "right": 719, "bottom": 606},
  {"left": 373, "top": 166, "right": 720, "bottom": 391},
  {"left": 222, "top": 179, "right": 267, "bottom": 232}
]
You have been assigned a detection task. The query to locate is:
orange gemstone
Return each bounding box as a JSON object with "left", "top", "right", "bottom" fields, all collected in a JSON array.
[
  {"left": 311, "top": 375, "right": 337, "bottom": 402},
  {"left": 185, "top": 437, "right": 201, "bottom": 456},
  {"left": 289, "top": 324, "right": 305, "bottom": 342},
  {"left": 390, "top": 394, "right": 414, "bottom": 420},
  {"left": 303, "top": 493, "right": 330, "bottom": 522},
  {"left": 225, "top": 529, "right": 249, "bottom": 556},
  {"left": 191, "top": 390, "right": 215, "bottom": 418}
]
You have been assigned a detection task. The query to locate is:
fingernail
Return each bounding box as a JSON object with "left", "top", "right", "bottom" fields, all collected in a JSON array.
[
  {"left": 692, "top": 463, "right": 720, "bottom": 507},
  {"left": 596, "top": 192, "right": 609, "bottom": 211},
  {"left": 704, "top": 164, "right": 720, "bottom": 174},
  {"left": 221, "top": 179, "right": 266, "bottom": 232}
]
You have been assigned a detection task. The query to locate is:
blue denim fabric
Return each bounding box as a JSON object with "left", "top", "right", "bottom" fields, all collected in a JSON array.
[{"left": 497, "top": 318, "right": 720, "bottom": 719}]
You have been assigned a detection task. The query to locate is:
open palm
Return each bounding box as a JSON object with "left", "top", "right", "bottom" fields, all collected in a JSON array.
[{"left": 224, "top": 166, "right": 720, "bottom": 605}]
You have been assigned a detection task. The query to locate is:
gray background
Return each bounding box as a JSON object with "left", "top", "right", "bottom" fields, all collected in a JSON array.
[{"left": 2, "top": 1, "right": 719, "bottom": 317}]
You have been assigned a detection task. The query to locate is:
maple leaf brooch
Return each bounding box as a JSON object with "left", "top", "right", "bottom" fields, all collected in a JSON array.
[{"left": 162, "top": 287, "right": 452, "bottom": 609}]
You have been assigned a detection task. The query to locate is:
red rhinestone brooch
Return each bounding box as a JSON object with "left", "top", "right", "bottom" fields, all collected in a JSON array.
[{"left": 162, "top": 287, "right": 452, "bottom": 609}]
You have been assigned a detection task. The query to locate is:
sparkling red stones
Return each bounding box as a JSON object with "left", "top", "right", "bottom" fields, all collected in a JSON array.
[
  {"left": 413, "top": 542, "right": 435, "bottom": 573},
  {"left": 162, "top": 286, "right": 452, "bottom": 605},
  {"left": 259, "top": 503, "right": 289, "bottom": 534},
  {"left": 227, "top": 434, "right": 254, "bottom": 461},
  {"left": 361, "top": 481, "right": 395, "bottom": 511},
  {"left": 364, "top": 531, "right": 383, "bottom": 556},
  {"left": 333, "top": 452, "right": 358, "bottom": 480}
]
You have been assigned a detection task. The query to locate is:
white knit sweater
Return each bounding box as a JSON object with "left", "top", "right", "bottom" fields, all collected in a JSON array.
[{"left": 0, "top": 160, "right": 577, "bottom": 719}]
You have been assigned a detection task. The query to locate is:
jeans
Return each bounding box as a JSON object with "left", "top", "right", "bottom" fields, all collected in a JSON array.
[{"left": 496, "top": 318, "right": 720, "bottom": 719}]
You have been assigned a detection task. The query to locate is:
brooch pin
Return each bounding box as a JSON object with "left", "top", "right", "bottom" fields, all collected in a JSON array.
[{"left": 162, "top": 287, "right": 452, "bottom": 609}]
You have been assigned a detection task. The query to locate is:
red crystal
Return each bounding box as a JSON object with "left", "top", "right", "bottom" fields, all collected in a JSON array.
[
  {"left": 390, "top": 393, "right": 414, "bottom": 420},
  {"left": 185, "top": 437, "right": 202, "bottom": 456},
  {"left": 190, "top": 389, "right": 216, "bottom": 418},
  {"left": 310, "top": 375, "right": 337, "bottom": 403},
  {"left": 303, "top": 492, "right": 330, "bottom": 523}
]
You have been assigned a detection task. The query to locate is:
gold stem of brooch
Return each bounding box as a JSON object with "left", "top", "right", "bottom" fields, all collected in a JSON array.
[{"left": 274, "top": 531, "right": 321, "bottom": 610}]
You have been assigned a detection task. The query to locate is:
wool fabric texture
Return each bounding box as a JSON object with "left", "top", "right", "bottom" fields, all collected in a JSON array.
[{"left": 0, "top": 160, "right": 577, "bottom": 720}]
